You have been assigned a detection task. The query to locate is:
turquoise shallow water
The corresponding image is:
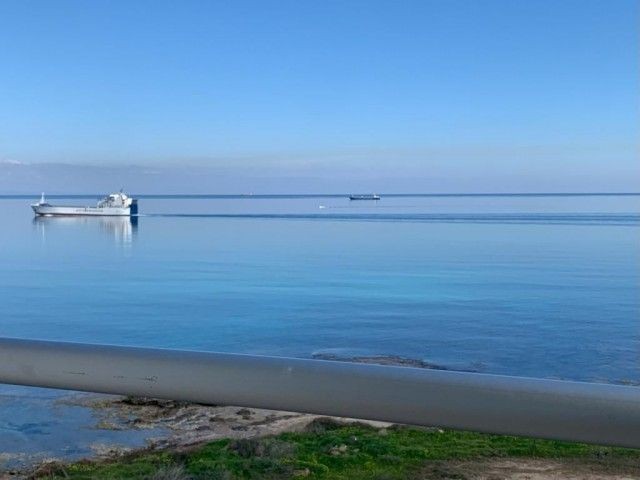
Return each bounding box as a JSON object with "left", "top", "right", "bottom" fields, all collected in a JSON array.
[{"left": 0, "top": 193, "right": 639, "bottom": 465}]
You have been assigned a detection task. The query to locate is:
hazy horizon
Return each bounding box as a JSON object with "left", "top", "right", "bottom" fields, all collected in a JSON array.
[{"left": 2, "top": 159, "right": 640, "bottom": 195}]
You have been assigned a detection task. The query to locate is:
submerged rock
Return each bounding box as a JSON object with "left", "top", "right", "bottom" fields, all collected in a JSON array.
[{"left": 311, "top": 353, "right": 480, "bottom": 371}]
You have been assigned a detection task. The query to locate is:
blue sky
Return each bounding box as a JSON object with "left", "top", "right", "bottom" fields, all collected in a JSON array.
[{"left": 0, "top": 0, "right": 638, "bottom": 193}]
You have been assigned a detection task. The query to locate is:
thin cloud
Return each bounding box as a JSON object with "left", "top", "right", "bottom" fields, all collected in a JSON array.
[{"left": 0, "top": 158, "right": 27, "bottom": 165}]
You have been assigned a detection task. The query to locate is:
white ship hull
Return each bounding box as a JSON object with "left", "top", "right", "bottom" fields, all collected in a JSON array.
[
  {"left": 32, "top": 205, "right": 132, "bottom": 216},
  {"left": 31, "top": 192, "right": 138, "bottom": 217}
]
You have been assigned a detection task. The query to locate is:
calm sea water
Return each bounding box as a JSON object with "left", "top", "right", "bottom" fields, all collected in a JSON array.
[{"left": 0, "top": 193, "right": 639, "bottom": 465}]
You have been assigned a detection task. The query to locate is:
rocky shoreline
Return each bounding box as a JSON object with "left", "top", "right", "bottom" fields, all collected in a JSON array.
[
  {"left": 5, "top": 395, "right": 384, "bottom": 478},
  {"left": 59, "top": 394, "right": 390, "bottom": 457},
  {"left": 54, "top": 353, "right": 451, "bottom": 459}
]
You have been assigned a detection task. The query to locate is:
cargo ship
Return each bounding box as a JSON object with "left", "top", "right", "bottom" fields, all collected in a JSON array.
[
  {"left": 349, "top": 194, "right": 381, "bottom": 200},
  {"left": 31, "top": 191, "right": 138, "bottom": 216}
]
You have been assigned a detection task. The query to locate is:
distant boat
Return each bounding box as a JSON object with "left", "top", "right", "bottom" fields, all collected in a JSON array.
[
  {"left": 31, "top": 191, "right": 138, "bottom": 217},
  {"left": 349, "top": 194, "right": 381, "bottom": 201}
]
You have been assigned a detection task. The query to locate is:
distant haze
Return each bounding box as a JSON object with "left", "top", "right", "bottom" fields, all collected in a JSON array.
[
  {"left": 0, "top": 0, "right": 638, "bottom": 194},
  {"left": 1, "top": 155, "right": 638, "bottom": 195}
]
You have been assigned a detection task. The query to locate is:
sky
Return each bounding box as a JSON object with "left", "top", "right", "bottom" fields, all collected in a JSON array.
[{"left": 0, "top": 0, "right": 638, "bottom": 193}]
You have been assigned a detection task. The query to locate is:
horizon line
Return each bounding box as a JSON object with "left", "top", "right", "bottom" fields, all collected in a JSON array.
[{"left": 1, "top": 192, "right": 639, "bottom": 199}]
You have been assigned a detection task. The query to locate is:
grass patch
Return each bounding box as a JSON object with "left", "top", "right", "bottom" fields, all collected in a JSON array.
[{"left": 40, "top": 419, "right": 640, "bottom": 479}]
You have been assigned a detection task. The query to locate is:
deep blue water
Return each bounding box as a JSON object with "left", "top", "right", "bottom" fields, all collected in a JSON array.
[{"left": 0, "top": 193, "right": 639, "bottom": 464}]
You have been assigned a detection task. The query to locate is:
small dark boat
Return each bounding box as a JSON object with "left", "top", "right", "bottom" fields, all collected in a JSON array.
[{"left": 349, "top": 194, "right": 381, "bottom": 201}]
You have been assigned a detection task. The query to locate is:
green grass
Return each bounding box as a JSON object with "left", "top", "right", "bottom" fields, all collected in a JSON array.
[{"left": 41, "top": 419, "right": 640, "bottom": 479}]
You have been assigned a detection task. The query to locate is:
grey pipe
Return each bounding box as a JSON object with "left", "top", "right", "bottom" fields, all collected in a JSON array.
[{"left": 0, "top": 337, "right": 638, "bottom": 448}]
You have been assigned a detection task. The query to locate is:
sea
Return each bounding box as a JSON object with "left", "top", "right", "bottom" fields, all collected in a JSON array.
[{"left": 0, "top": 193, "right": 639, "bottom": 466}]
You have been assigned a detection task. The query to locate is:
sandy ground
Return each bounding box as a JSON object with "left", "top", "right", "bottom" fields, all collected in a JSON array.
[{"left": 419, "top": 459, "right": 640, "bottom": 479}]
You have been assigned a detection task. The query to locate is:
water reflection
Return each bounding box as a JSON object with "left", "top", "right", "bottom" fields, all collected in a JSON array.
[{"left": 33, "top": 216, "right": 138, "bottom": 245}]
